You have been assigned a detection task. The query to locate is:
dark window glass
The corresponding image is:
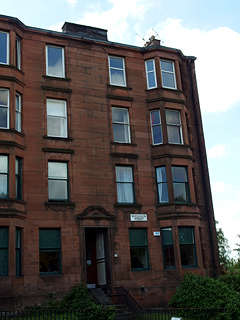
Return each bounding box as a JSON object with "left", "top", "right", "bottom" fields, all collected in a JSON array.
[
  {"left": 172, "top": 166, "right": 190, "bottom": 202},
  {"left": 0, "top": 31, "right": 8, "bottom": 64},
  {"left": 39, "top": 229, "right": 61, "bottom": 274},
  {"left": 150, "top": 110, "right": 163, "bottom": 145},
  {"left": 15, "top": 157, "right": 22, "bottom": 200},
  {"left": 178, "top": 227, "right": 197, "bottom": 267},
  {"left": 16, "top": 228, "right": 22, "bottom": 276},
  {"left": 161, "top": 228, "right": 175, "bottom": 268},
  {"left": 129, "top": 229, "right": 149, "bottom": 270},
  {"left": 0, "top": 227, "right": 8, "bottom": 276}
]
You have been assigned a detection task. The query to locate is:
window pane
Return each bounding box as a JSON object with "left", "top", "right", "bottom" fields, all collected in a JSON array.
[
  {"left": 130, "top": 247, "right": 147, "bottom": 268},
  {"left": 110, "top": 69, "right": 125, "bottom": 86},
  {"left": 162, "top": 72, "right": 175, "bottom": 88},
  {"left": 116, "top": 166, "right": 133, "bottom": 182},
  {"left": 110, "top": 57, "right": 123, "bottom": 69},
  {"left": 49, "top": 180, "right": 68, "bottom": 200},
  {"left": 48, "top": 162, "right": 67, "bottom": 179},
  {"left": 47, "top": 100, "right": 66, "bottom": 117},
  {"left": 158, "top": 183, "right": 169, "bottom": 202},
  {"left": 0, "top": 249, "right": 8, "bottom": 275},
  {"left": 173, "top": 183, "right": 187, "bottom": 202},
  {"left": 129, "top": 229, "right": 147, "bottom": 246},
  {"left": 178, "top": 227, "right": 194, "bottom": 244},
  {"left": 112, "top": 108, "right": 128, "bottom": 123},
  {"left": 161, "top": 228, "right": 173, "bottom": 245},
  {"left": 156, "top": 167, "right": 167, "bottom": 182},
  {"left": 0, "top": 156, "right": 8, "bottom": 173},
  {"left": 152, "top": 126, "right": 163, "bottom": 144},
  {"left": 0, "top": 176, "right": 8, "bottom": 198},
  {"left": 161, "top": 60, "right": 174, "bottom": 72},
  {"left": 146, "top": 60, "right": 154, "bottom": 72},
  {"left": 113, "top": 124, "right": 130, "bottom": 143},
  {"left": 148, "top": 72, "right": 156, "bottom": 88},
  {"left": 0, "top": 32, "right": 8, "bottom": 64},
  {"left": 40, "top": 229, "right": 60, "bottom": 248},
  {"left": 40, "top": 252, "right": 60, "bottom": 272},
  {"left": 163, "top": 245, "right": 175, "bottom": 268},
  {"left": 0, "top": 227, "right": 8, "bottom": 246},
  {"left": 172, "top": 167, "right": 187, "bottom": 182},
  {"left": 150, "top": 110, "right": 160, "bottom": 125},
  {"left": 167, "top": 126, "right": 181, "bottom": 144},
  {"left": 47, "top": 46, "right": 64, "bottom": 77},
  {"left": 166, "top": 110, "right": 180, "bottom": 125},
  {"left": 117, "top": 183, "right": 134, "bottom": 203},
  {"left": 180, "top": 244, "right": 196, "bottom": 266},
  {"left": 0, "top": 89, "right": 8, "bottom": 106},
  {"left": 0, "top": 107, "right": 8, "bottom": 128},
  {"left": 47, "top": 117, "right": 67, "bottom": 137}
]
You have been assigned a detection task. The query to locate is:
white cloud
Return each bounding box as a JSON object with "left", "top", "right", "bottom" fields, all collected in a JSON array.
[
  {"left": 65, "top": 0, "right": 77, "bottom": 6},
  {"left": 77, "top": 0, "right": 154, "bottom": 44},
  {"left": 150, "top": 19, "right": 240, "bottom": 113},
  {"left": 49, "top": 22, "right": 63, "bottom": 32},
  {"left": 207, "top": 144, "right": 227, "bottom": 159},
  {"left": 211, "top": 180, "right": 233, "bottom": 194}
]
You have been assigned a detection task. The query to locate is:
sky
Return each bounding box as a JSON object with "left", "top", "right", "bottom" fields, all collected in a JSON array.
[{"left": 1, "top": 0, "right": 240, "bottom": 256}]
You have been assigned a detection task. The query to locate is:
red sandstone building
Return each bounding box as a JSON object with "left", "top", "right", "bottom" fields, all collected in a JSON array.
[{"left": 0, "top": 14, "right": 220, "bottom": 309}]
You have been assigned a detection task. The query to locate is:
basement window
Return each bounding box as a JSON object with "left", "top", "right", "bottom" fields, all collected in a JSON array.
[{"left": 129, "top": 229, "right": 149, "bottom": 270}]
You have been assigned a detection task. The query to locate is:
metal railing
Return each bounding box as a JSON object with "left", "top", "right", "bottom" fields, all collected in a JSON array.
[{"left": 137, "top": 308, "right": 226, "bottom": 320}]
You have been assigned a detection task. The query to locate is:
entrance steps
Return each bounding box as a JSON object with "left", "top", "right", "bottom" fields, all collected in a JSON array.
[{"left": 90, "top": 288, "right": 136, "bottom": 319}]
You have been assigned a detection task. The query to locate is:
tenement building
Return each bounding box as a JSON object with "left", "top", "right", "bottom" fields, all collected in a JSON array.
[{"left": 0, "top": 14, "right": 220, "bottom": 309}]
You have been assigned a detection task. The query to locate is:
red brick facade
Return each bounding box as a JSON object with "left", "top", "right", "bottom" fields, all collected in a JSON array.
[{"left": 0, "top": 15, "right": 220, "bottom": 309}]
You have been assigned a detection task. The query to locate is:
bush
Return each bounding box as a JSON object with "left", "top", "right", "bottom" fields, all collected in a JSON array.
[{"left": 169, "top": 273, "right": 240, "bottom": 320}]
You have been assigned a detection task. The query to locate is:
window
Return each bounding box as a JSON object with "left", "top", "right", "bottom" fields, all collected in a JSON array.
[
  {"left": 47, "top": 99, "right": 67, "bottom": 138},
  {"left": 15, "top": 93, "right": 21, "bottom": 132},
  {"left": 172, "top": 166, "right": 189, "bottom": 202},
  {"left": 145, "top": 59, "right": 157, "bottom": 89},
  {"left": 109, "top": 56, "right": 126, "bottom": 86},
  {"left": 0, "top": 31, "right": 9, "bottom": 64},
  {"left": 0, "top": 88, "right": 9, "bottom": 129},
  {"left": 48, "top": 162, "right": 68, "bottom": 201},
  {"left": 166, "top": 110, "right": 182, "bottom": 144},
  {"left": 129, "top": 229, "right": 149, "bottom": 270},
  {"left": 160, "top": 60, "right": 176, "bottom": 89},
  {"left": 15, "top": 157, "right": 22, "bottom": 200},
  {"left": 15, "top": 37, "right": 21, "bottom": 69},
  {"left": 39, "top": 229, "right": 61, "bottom": 274},
  {"left": 0, "top": 227, "right": 8, "bottom": 276},
  {"left": 112, "top": 107, "right": 131, "bottom": 143},
  {"left": 161, "top": 228, "right": 175, "bottom": 269},
  {"left": 178, "top": 227, "right": 197, "bottom": 267},
  {"left": 116, "top": 166, "right": 134, "bottom": 204},
  {"left": 0, "top": 155, "right": 8, "bottom": 198},
  {"left": 156, "top": 167, "right": 169, "bottom": 203},
  {"left": 16, "top": 228, "right": 22, "bottom": 276},
  {"left": 150, "top": 110, "right": 163, "bottom": 145},
  {"left": 46, "top": 45, "right": 65, "bottom": 78}
]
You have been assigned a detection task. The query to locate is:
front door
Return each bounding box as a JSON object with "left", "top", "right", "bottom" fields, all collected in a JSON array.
[{"left": 85, "top": 228, "right": 108, "bottom": 289}]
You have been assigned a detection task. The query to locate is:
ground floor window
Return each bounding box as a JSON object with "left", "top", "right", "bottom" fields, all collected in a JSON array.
[
  {"left": 178, "top": 227, "right": 197, "bottom": 267},
  {"left": 16, "top": 228, "right": 22, "bottom": 276},
  {"left": 129, "top": 229, "right": 149, "bottom": 270},
  {"left": 39, "top": 229, "right": 61, "bottom": 274},
  {"left": 161, "top": 227, "right": 175, "bottom": 269},
  {"left": 0, "top": 227, "right": 8, "bottom": 276}
]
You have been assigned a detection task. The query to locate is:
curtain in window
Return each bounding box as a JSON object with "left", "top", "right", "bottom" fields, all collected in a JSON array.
[{"left": 116, "top": 166, "right": 134, "bottom": 203}]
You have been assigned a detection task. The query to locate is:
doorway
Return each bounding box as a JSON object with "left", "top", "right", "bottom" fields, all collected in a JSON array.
[{"left": 85, "top": 228, "right": 110, "bottom": 290}]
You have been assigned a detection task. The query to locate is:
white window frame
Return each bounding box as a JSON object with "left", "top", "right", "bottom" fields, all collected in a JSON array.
[
  {"left": 150, "top": 110, "right": 163, "bottom": 145},
  {"left": 0, "top": 31, "right": 9, "bottom": 65},
  {"left": 112, "top": 107, "right": 131, "bottom": 143},
  {"left": 46, "top": 45, "right": 65, "bottom": 78},
  {"left": 48, "top": 161, "right": 68, "bottom": 202},
  {"left": 116, "top": 165, "right": 134, "bottom": 204},
  {"left": 160, "top": 60, "right": 177, "bottom": 89},
  {"left": 165, "top": 109, "right": 183, "bottom": 144},
  {"left": 47, "top": 99, "right": 67, "bottom": 138},
  {"left": 145, "top": 59, "right": 157, "bottom": 89},
  {"left": 0, "top": 155, "right": 9, "bottom": 199},
  {"left": 109, "top": 56, "right": 126, "bottom": 87},
  {"left": 15, "top": 93, "right": 21, "bottom": 132},
  {"left": 15, "top": 36, "right": 21, "bottom": 69},
  {"left": 0, "top": 88, "right": 9, "bottom": 129}
]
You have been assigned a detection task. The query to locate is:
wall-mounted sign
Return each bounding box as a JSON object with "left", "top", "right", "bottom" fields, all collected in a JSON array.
[
  {"left": 153, "top": 231, "right": 160, "bottom": 236},
  {"left": 130, "top": 214, "right": 147, "bottom": 222}
]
